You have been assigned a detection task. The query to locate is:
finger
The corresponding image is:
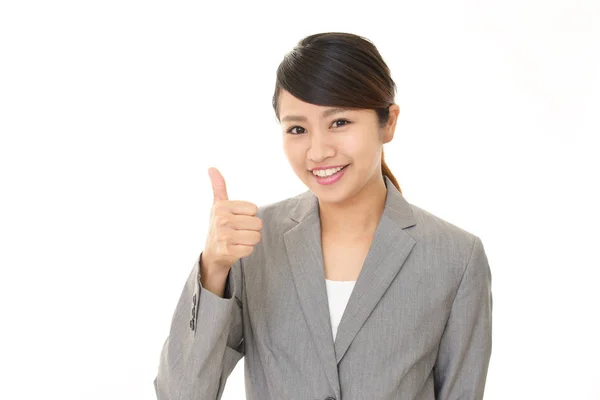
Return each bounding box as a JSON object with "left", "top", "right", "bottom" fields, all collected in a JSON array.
[
  {"left": 217, "top": 201, "right": 259, "bottom": 216},
  {"left": 230, "top": 230, "right": 262, "bottom": 246},
  {"left": 229, "top": 214, "right": 263, "bottom": 231},
  {"left": 208, "top": 167, "right": 228, "bottom": 203},
  {"left": 229, "top": 244, "right": 254, "bottom": 258}
]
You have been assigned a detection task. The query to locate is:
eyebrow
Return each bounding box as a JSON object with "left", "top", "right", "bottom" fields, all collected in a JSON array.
[{"left": 281, "top": 107, "right": 351, "bottom": 123}]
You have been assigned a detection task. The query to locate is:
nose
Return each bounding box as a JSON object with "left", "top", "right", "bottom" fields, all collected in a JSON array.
[{"left": 307, "top": 130, "right": 335, "bottom": 162}]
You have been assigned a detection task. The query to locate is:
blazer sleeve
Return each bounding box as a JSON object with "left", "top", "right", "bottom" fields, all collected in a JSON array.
[
  {"left": 433, "top": 236, "right": 493, "bottom": 400},
  {"left": 154, "top": 251, "right": 245, "bottom": 399}
]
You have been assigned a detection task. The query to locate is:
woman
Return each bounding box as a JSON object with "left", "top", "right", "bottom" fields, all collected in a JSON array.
[{"left": 154, "top": 32, "right": 492, "bottom": 400}]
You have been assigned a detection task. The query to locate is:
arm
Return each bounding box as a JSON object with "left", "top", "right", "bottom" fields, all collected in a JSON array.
[
  {"left": 154, "top": 251, "right": 245, "bottom": 399},
  {"left": 434, "top": 236, "right": 493, "bottom": 400}
]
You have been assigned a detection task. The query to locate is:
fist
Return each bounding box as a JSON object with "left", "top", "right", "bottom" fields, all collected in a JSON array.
[{"left": 202, "top": 167, "right": 263, "bottom": 273}]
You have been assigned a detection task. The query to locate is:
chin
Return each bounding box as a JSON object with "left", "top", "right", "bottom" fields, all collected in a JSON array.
[{"left": 307, "top": 173, "right": 352, "bottom": 202}]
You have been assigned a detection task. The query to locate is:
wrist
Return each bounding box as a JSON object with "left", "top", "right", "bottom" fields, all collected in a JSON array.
[{"left": 199, "top": 252, "right": 228, "bottom": 277}]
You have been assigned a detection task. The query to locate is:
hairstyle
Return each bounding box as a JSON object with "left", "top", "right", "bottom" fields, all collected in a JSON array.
[{"left": 271, "top": 32, "right": 401, "bottom": 194}]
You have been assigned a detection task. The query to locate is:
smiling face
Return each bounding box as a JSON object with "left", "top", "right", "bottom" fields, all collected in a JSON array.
[{"left": 278, "top": 89, "right": 398, "bottom": 205}]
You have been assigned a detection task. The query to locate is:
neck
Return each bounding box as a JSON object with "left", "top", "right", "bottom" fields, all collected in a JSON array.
[{"left": 318, "top": 174, "right": 387, "bottom": 238}]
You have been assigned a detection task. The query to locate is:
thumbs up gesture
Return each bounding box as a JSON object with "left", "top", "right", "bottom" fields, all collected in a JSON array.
[{"left": 202, "top": 167, "right": 263, "bottom": 275}]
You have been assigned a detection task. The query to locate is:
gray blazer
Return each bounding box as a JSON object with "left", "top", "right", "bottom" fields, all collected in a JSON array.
[{"left": 154, "top": 175, "right": 492, "bottom": 400}]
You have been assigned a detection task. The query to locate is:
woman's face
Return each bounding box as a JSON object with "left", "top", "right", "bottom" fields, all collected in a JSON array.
[{"left": 278, "top": 89, "right": 398, "bottom": 204}]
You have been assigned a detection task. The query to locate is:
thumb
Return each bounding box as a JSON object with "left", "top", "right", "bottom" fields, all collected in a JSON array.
[{"left": 208, "top": 167, "right": 229, "bottom": 203}]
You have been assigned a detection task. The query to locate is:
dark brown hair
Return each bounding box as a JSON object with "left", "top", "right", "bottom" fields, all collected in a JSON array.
[{"left": 272, "top": 32, "right": 401, "bottom": 193}]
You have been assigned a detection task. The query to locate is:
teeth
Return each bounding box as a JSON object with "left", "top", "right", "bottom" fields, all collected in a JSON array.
[{"left": 312, "top": 165, "right": 345, "bottom": 177}]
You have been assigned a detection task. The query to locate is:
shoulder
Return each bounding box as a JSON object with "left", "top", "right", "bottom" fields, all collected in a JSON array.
[
  {"left": 408, "top": 202, "right": 477, "bottom": 240},
  {"left": 404, "top": 201, "right": 482, "bottom": 263}
]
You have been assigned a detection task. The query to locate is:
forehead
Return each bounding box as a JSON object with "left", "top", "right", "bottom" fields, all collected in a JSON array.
[
  {"left": 279, "top": 90, "right": 319, "bottom": 109},
  {"left": 278, "top": 89, "right": 364, "bottom": 119}
]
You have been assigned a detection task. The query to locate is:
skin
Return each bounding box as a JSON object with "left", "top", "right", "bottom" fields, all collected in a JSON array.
[{"left": 278, "top": 89, "right": 401, "bottom": 239}]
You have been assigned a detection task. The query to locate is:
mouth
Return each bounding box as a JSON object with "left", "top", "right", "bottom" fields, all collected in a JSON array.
[
  {"left": 309, "top": 164, "right": 349, "bottom": 173},
  {"left": 311, "top": 164, "right": 350, "bottom": 185}
]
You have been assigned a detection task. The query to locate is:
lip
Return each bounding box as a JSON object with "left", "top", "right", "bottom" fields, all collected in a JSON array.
[
  {"left": 312, "top": 164, "right": 348, "bottom": 185},
  {"left": 309, "top": 164, "right": 348, "bottom": 171}
]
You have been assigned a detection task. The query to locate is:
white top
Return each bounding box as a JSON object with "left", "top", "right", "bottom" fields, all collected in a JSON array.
[{"left": 325, "top": 279, "right": 357, "bottom": 342}]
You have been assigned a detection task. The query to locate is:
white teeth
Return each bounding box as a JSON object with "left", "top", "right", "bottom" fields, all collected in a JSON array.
[{"left": 312, "top": 165, "right": 345, "bottom": 177}]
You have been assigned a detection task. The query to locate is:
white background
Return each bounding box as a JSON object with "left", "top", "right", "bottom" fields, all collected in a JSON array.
[{"left": 1, "top": 1, "right": 599, "bottom": 399}]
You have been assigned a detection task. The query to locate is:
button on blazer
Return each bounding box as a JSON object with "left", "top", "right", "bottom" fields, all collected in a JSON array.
[{"left": 154, "top": 175, "right": 493, "bottom": 400}]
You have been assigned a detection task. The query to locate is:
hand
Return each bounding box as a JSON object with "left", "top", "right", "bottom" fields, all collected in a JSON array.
[{"left": 202, "top": 167, "right": 263, "bottom": 274}]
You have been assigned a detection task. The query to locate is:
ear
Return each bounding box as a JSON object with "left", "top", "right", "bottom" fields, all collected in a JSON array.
[{"left": 382, "top": 104, "right": 400, "bottom": 144}]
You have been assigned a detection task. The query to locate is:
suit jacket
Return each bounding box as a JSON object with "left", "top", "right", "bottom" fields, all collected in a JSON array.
[{"left": 154, "top": 175, "right": 493, "bottom": 400}]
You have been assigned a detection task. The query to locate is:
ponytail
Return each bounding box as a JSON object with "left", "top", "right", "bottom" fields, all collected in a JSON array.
[{"left": 381, "top": 148, "right": 401, "bottom": 194}]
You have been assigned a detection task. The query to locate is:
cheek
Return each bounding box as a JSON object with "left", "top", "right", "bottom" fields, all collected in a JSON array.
[
  {"left": 282, "top": 141, "right": 303, "bottom": 165},
  {"left": 342, "top": 136, "right": 381, "bottom": 167},
  {"left": 359, "top": 131, "right": 381, "bottom": 149},
  {"left": 343, "top": 138, "right": 371, "bottom": 158},
  {"left": 282, "top": 140, "right": 293, "bottom": 158}
]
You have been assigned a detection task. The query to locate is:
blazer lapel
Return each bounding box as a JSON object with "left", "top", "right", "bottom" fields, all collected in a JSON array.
[
  {"left": 283, "top": 176, "right": 417, "bottom": 397},
  {"left": 333, "top": 177, "right": 417, "bottom": 364},
  {"left": 284, "top": 195, "right": 340, "bottom": 397}
]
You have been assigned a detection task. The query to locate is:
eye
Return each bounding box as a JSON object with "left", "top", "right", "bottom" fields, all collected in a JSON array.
[
  {"left": 286, "top": 126, "right": 306, "bottom": 135},
  {"left": 332, "top": 119, "right": 350, "bottom": 128},
  {"left": 285, "top": 119, "right": 351, "bottom": 135}
]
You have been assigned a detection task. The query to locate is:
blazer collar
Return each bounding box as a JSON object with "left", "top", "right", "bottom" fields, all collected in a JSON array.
[
  {"left": 283, "top": 175, "right": 417, "bottom": 398},
  {"left": 288, "top": 175, "right": 416, "bottom": 228}
]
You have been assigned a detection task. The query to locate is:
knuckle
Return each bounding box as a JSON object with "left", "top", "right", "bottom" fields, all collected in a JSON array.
[
  {"left": 214, "top": 202, "right": 228, "bottom": 214},
  {"left": 217, "top": 215, "right": 229, "bottom": 227},
  {"left": 222, "top": 243, "right": 233, "bottom": 255},
  {"left": 216, "top": 232, "right": 229, "bottom": 242}
]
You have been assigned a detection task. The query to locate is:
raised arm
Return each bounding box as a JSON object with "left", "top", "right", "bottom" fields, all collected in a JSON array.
[{"left": 154, "top": 252, "right": 245, "bottom": 399}]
